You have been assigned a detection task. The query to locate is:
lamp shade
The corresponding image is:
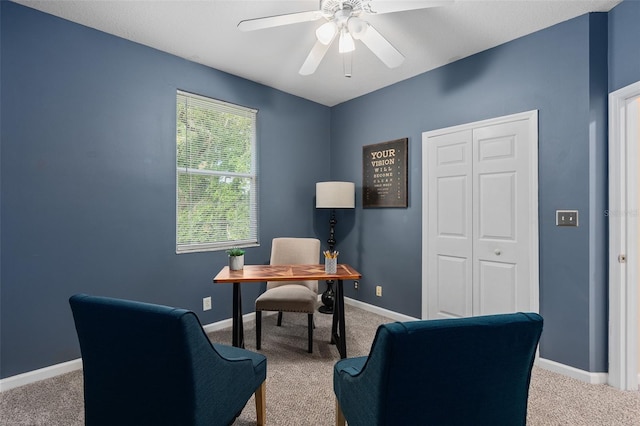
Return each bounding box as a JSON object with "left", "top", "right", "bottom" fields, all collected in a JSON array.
[{"left": 316, "top": 181, "right": 355, "bottom": 208}]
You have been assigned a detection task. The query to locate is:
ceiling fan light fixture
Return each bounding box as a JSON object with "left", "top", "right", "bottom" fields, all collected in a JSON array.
[
  {"left": 339, "top": 28, "right": 355, "bottom": 53},
  {"left": 239, "top": 0, "right": 452, "bottom": 76},
  {"left": 347, "top": 17, "right": 368, "bottom": 40},
  {"left": 316, "top": 21, "right": 337, "bottom": 45}
]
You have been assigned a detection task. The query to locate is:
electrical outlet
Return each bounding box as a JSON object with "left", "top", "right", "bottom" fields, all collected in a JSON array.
[
  {"left": 203, "top": 297, "right": 212, "bottom": 311},
  {"left": 354, "top": 281, "right": 359, "bottom": 290},
  {"left": 376, "top": 286, "right": 382, "bottom": 297}
]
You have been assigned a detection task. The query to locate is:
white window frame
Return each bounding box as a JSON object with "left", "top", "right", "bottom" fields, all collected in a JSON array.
[{"left": 176, "top": 90, "right": 259, "bottom": 254}]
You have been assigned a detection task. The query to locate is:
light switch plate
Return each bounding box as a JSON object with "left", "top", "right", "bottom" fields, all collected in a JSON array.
[{"left": 556, "top": 210, "right": 579, "bottom": 227}]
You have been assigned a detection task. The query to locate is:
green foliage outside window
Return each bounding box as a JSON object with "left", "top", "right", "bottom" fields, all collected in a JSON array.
[{"left": 176, "top": 91, "right": 258, "bottom": 253}]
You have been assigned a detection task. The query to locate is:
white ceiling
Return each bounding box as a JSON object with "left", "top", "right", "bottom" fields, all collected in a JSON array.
[{"left": 14, "top": 0, "right": 621, "bottom": 106}]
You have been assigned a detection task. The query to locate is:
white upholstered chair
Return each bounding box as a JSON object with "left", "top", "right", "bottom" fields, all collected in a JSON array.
[{"left": 255, "top": 237, "right": 321, "bottom": 353}]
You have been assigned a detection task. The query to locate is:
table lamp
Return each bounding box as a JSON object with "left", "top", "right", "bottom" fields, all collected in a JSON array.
[{"left": 316, "top": 181, "right": 355, "bottom": 314}]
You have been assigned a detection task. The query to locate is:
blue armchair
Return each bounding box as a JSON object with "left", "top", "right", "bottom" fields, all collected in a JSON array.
[
  {"left": 334, "top": 312, "right": 543, "bottom": 426},
  {"left": 69, "top": 294, "right": 267, "bottom": 426}
]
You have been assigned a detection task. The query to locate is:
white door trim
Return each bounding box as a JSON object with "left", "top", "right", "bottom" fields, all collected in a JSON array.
[
  {"left": 608, "top": 81, "right": 640, "bottom": 391},
  {"left": 421, "top": 110, "right": 539, "bottom": 319}
]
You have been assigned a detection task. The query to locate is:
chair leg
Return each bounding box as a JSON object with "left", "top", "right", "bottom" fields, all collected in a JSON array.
[
  {"left": 335, "top": 398, "right": 345, "bottom": 426},
  {"left": 277, "top": 311, "right": 283, "bottom": 326},
  {"left": 308, "top": 313, "right": 313, "bottom": 353},
  {"left": 256, "top": 311, "right": 262, "bottom": 350},
  {"left": 255, "top": 381, "right": 266, "bottom": 426}
]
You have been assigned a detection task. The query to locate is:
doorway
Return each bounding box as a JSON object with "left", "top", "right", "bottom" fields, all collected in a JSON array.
[
  {"left": 421, "top": 111, "right": 539, "bottom": 319},
  {"left": 608, "top": 80, "right": 640, "bottom": 391}
]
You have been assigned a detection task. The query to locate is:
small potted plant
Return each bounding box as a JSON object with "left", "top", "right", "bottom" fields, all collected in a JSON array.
[{"left": 226, "top": 248, "right": 245, "bottom": 271}]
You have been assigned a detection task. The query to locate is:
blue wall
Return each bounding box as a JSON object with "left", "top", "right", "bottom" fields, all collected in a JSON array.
[
  {"left": 608, "top": 0, "right": 640, "bottom": 92},
  {"left": 1, "top": 0, "right": 639, "bottom": 379},
  {"left": 331, "top": 13, "right": 610, "bottom": 372},
  {"left": 0, "top": 2, "right": 330, "bottom": 378}
]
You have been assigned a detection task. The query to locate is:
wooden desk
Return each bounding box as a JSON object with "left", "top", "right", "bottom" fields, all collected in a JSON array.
[{"left": 213, "top": 264, "right": 361, "bottom": 359}]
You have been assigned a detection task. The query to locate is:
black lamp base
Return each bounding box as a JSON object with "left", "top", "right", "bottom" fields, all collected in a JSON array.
[
  {"left": 319, "top": 208, "right": 338, "bottom": 314},
  {"left": 319, "top": 280, "right": 335, "bottom": 314},
  {"left": 318, "top": 305, "right": 334, "bottom": 314}
]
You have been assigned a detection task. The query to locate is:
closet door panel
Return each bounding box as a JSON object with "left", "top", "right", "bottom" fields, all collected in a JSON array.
[
  {"left": 473, "top": 120, "right": 531, "bottom": 315},
  {"left": 426, "top": 130, "right": 473, "bottom": 319}
]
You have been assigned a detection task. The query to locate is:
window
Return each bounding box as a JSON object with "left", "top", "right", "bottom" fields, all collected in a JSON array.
[{"left": 176, "top": 90, "right": 258, "bottom": 253}]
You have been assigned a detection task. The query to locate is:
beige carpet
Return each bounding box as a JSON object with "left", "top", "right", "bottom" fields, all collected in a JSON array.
[{"left": 1, "top": 304, "right": 638, "bottom": 425}]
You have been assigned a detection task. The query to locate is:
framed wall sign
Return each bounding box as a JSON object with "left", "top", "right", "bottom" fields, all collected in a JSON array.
[{"left": 363, "top": 138, "right": 408, "bottom": 208}]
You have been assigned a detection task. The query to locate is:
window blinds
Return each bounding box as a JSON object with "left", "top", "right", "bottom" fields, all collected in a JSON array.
[{"left": 176, "top": 90, "right": 258, "bottom": 253}]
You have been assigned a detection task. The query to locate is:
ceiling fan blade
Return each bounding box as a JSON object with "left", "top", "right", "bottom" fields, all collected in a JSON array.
[
  {"left": 360, "top": 24, "right": 404, "bottom": 68},
  {"left": 365, "top": 0, "right": 453, "bottom": 14},
  {"left": 238, "top": 10, "right": 323, "bottom": 32},
  {"left": 299, "top": 39, "right": 333, "bottom": 75}
]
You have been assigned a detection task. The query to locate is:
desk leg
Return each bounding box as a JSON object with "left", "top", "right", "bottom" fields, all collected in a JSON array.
[
  {"left": 232, "top": 282, "right": 245, "bottom": 348},
  {"left": 330, "top": 294, "right": 338, "bottom": 345},
  {"left": 331, "top": 279, "right": 347, "bottom": 359}
]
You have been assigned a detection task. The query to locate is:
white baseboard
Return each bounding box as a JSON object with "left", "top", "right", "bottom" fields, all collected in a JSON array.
[
  {"left": 0, "top": 358, "right": 83, "bottom": 392},
  {"left": 536, "top": 357, "right": 608, "bottom": 384},
  {"left": 348, "top": 299, "right": 612, "bottom": 387},
  {"left": 344, "top": 297, "right": 419, "bottom": 322},
  {"left": 0, "top": 311, "right": 261, "bottom": 393},
  {"left": 201, "top": 311, "right": 261, "bottom": 334},
  {"left": 0, "top": 304, "right": 610, "bottom": 392},
  {"left": 202, "top": 310, "right": 282, "bottom": 335}
]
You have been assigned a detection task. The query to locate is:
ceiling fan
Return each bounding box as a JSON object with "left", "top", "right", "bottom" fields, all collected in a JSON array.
[{"left": 238, "top": 0, "right": 453, "bottom": 76}]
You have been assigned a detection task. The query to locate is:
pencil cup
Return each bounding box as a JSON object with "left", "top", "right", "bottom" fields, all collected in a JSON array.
[{"left": 325, "top": 257, "right": 337, "bottom": 274}]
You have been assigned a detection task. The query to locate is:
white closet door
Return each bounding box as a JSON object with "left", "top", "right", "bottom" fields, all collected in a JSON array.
[
  {"left": 423, "top": 112, "right": 537, "bottom": 320},
  {"left": 426, "top": 129, "right": 473, "bottom": 319},
  {"left": 473, "top": 119, "right": 532, "bottom": 315}
]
